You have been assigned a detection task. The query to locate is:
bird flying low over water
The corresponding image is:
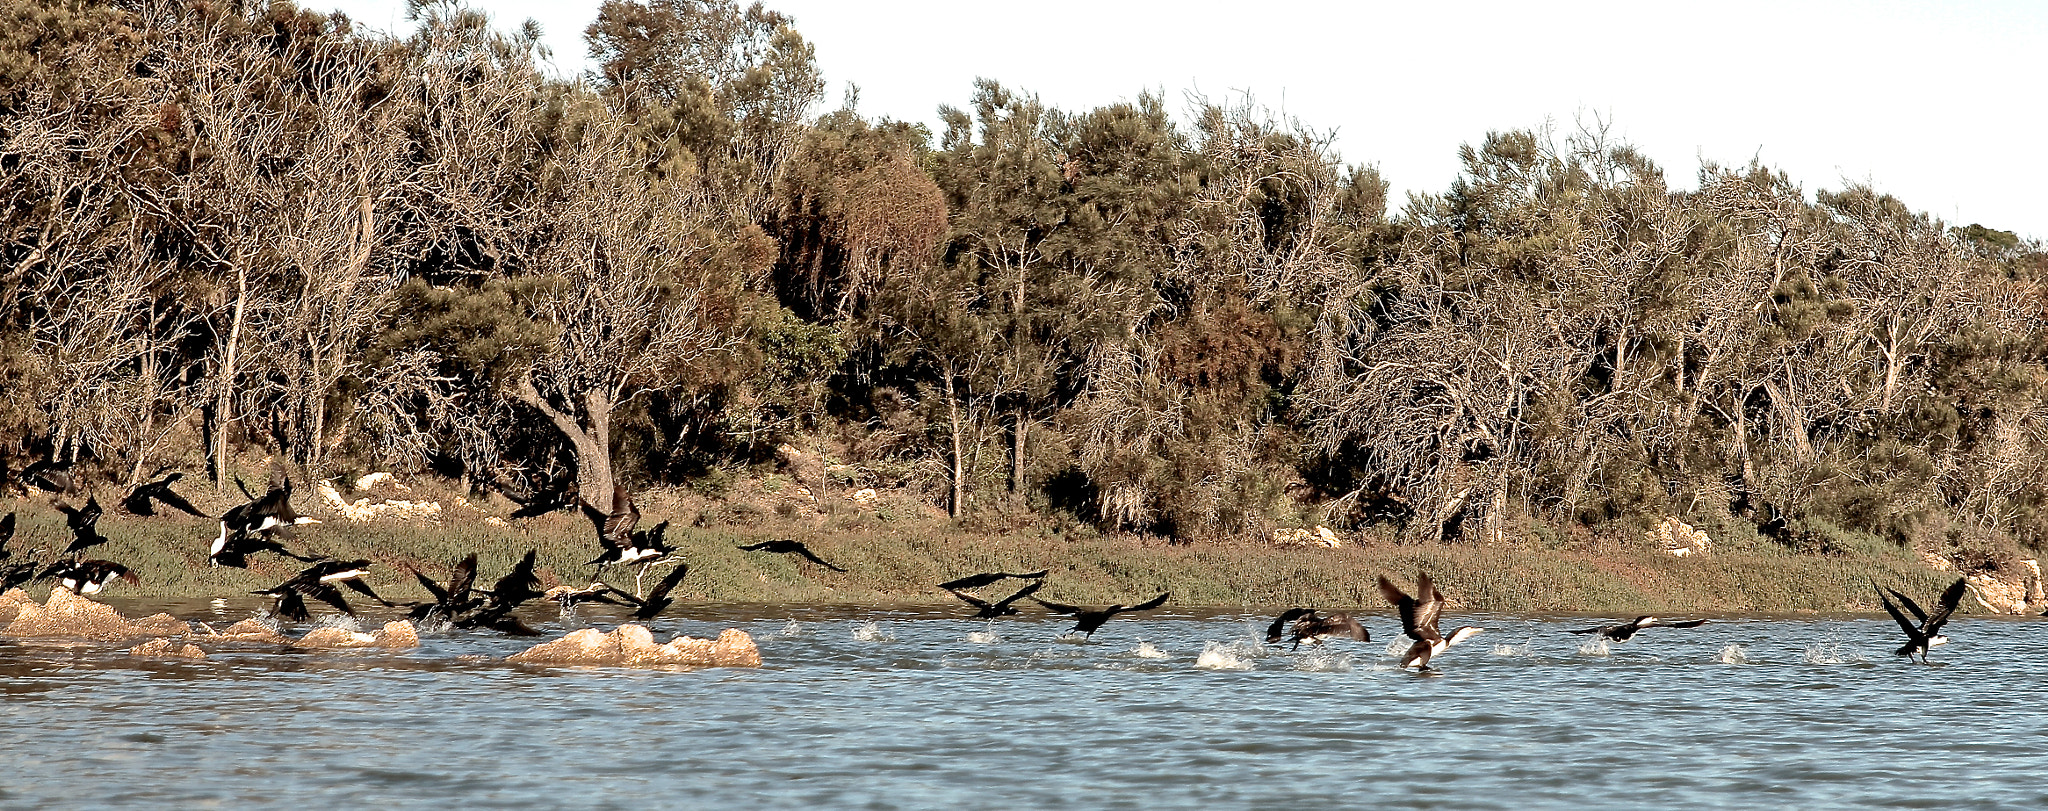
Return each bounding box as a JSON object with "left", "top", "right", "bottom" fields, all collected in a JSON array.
[
  {"left": 1379, "top": 572, "right": 1483, "bottom": 670},
  {"left": 1876, "top": 578, "right": 1968, "bottom": 663},
  {"left": 738, "top": 539, "right": 846, "bottom": 572},
  {"left": 57, "top": 497, "right": 109, "bottom": 556},
  {"left": 605, "top": 563, "right": 691, "bottom": 621},
  {"left": 214, "top": 479, "right": 321, "bottom": 567},
  {"left": 454, "top": 550, "right": 547, "bottom": 635},
  {"left": 581, "top": 486, "right": 670, "bottom": 567},
  {"left": 1266, "top": 608, "right": 1370, "bottom": 649},
  {"left": 1032, "top": 592, "right": 1170, "bottom": 637},
  {"left": 256, "top": 559, "right": 388, "bottom": 623},
  {"left": 121, "top": 471, "right": 206, "bottom": 518},
  {"left": 44, "top": 558, "right": 137, "bottom": 595},
  {"left": 1568, "top": 616, "right": 1708, "bottom": 643},
  {"left": 946, "top": 579, "right": 1044, "bottom": 620},
  {"left": 405, "top": 553, "right": 482, "bottom": 623},
  {"left": 937, "top": 569, "right": 1049, "bottom": 591}
]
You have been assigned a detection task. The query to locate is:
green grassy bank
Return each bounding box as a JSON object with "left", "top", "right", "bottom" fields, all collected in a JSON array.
[{"left": 1, "top": 497, "right": 1962, "bottom": 615}]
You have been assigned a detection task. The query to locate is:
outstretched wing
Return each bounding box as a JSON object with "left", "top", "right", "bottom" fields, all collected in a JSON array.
[
  {"left": 448, "top": 554, "right": 479, "bottom": 604},
  {"left": 796, "top": 544, "right": 846, "bottom": 572},
  {"left": 1883, "top": 585, "right": 1929, "bottom": 624},
  {"left": 1567, "top": 624, "right": 1611, "bottom": 635},
  {"left": 1923, "top": 578, "right": 1969, "bottom": 635},
  {"left": 1875, "top": 587, "right": 1923, "bottom": 639},
  {"left": 1031, "top": 597, "right": 1084, "bottom": 616},
  {"left": 411, "top": 567, "right": 450, "bottom": 603},
  {"left": 645, "top": 563, "right": 691, "bottom": 604},
  {"left": 945, "top": 588, "right": 994, "bottom": 612},
  {"left": 1268, "top": 607, "right": 1316, "bottom": 643},
  {"left": 1656, "top": 619, "right": 1708, "bottom": 629},
  {"left": 154, "top": 485, "right": 207, "bottom": 518},
  {"left": 1122, "top": 592, "right": 1170, "bottom": 613},
  {"left": 1379, "top": 576, "right": 1420, "bottom": 639},
  {"left": 938, "top": 572, "right": 1004, "bottom": 591},
  {"left": 991, "top": 580, "right": 1045, "bottom": 610}
]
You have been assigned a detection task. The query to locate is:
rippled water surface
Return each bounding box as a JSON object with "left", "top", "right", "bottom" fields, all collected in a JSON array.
[{"left": 6, "top": 601, "right": 2047, "bottom": 809}]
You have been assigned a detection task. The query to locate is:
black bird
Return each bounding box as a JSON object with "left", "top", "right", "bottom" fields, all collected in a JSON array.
[
  {"left": 509, "top": 478, "right": 580, "bottom": 519},
  {"left": 606, "top": 563, "right": 691, "bottom": 620},
  {"left": 21, "top": 446, "right": 80, "bottom": 496},
  {"left": 256, "top": 559, "right": 387, "bottom": 622},
  {"left": 937, "top": 569, "right": 1049, "bottom": 591},
  {"left": 0, "top": 512, "right": 15, "bottom": 561},
  {"left": 57, "top": 497, "right": 109, "bottom": 556},
  {"left": 1876, "top": 578, "right": 1968, "bottom": 663},
  {"left": 1569, "top": 615, "right": 1708, "bottom": 643},
  {"left": 45, "top": 558, "right": 137, "bottom": 595},
  {"left": 121, "top": 471, "right": 206, "bottom": 517},
  {"left": 214, "top": 479, "right": 321, "bottom": 567},
  {"left": 738, "top": 539, "right": 847, "bottom": 572},
  {"left": 1, "top": 552, "right": 46, "bottom": 592},
  {"left": 1265, "top": 608, "right": 1370, "bottom": 649},
  {"left": 946, "top": 579, "right": 1044, "bottom": 620},
  {"left": 1032, "top": 592, "right": 1171, "bottom": 637},
  {"left": 580, "top": 485, "right": 651, "bottom": 565},
  {"left": 458, "top": 550, "right": 547, "bottom": 634},
  {"left": 1379, "top": 572, "right": 1483, "bottom": 670},
  {"left": 405, "top": 553, "right": 482, "bottom": 623}
]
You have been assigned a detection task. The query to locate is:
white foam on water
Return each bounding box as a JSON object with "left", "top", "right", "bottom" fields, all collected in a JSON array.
[
  {"left": 1716, "top": 644, "right": 1749, "bottom": 665},
  {"left": 1382, "top": 639, "right": 1410, "bottom": 658},
  {"left": 314, "top": 614, "right": 363, "bottom": 633},
  {"left": 1802, "top": 640, "right": 1865, "bottom": 665},
  {"left": 1577, "top": 638, "right": 1612, "bottom": 657},
  {"left": 1194, "top": 641, "right": 1256, "bottom": 671},
  {"left": 1131, "top": 641, "right": 1169, "bottom": 659},
  {"left": 1293, "top": 650, "right": 1353, "bottom": 672},
  {"left": 966, "top": 630, "right": 1001, "bottom": 644},
  {"left": 851, "top": 621, "right": 893, "bottom": 642},
  {"left": 1491, "top": 641, "right": 1533, "bottom": 658},
  {"left": 779, "top": 620, "right": 804, "bottom": 638}
]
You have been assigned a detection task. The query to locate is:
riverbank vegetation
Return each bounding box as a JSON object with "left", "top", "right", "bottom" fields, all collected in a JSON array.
[{"left": 4, "top": 0, "right": 2045, "bottom": 595}]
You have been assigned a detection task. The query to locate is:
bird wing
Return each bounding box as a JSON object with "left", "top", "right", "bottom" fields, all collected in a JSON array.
[
  {"left": 1031, "top": 597, "right": 1084, "bottom": 616},
  {"left": 493, "top": 550, "right": 543, "bottom": 605},
  {"left": 1923, "top": 578, "right": 1969, "bottom": 635},
  {"left": 342, "top": 577, "right": 389, "bottom": 605},
  {"left": 0, "top": 512, "right": 13, "bottom": 550},
  {"left": 1268, "top": 608, "right": 1316, "bottom": 642},
  {"left": 1413, "top": 573, "right": 1445, "bottom": 640},
  {"left": 938, "top": 572, "right": 1003, "bottom": 591},
  {"left": 603, "top": 485, "right": 639, "bottom": 542},
  {"left": 275, "top": 589, "right": 312, "bottom": 622},
  {"left": 1567, "top": 624, "right": 1611, "bottom": 635},
  {"left": 946, "top": 589, "right": 994, "bottom": 611},
  {"left": 304, "top": 582, "right": 356, "bottom": 615},
  {"left": 154, "top": 486, "right": 207, "bottom": 518},
  {"left": 1122, "top": 592, "right": 1171, "bottom": 613},
  {"left": 1319, "top": 613, "right": 1369, "bottom": 641},
  {"left": 577, "top": 498, "right": 610, "bottom": 539},
  {"left": 797, "top": 544, "right": 846, "bottom": 572},
  {"left": 1656, "top": 619, "right": 1708, "bottom": 629},
  {"left": 1379, "top": 575, "right": 1421, "bottom": 639},
  {"left": 448, "top": 554, "right": 479, "bottom": 603},
  {"left": 990, "top": 580, "right": 1045, "bottom": 610},
  {"left": 644, "top": 563, "right": 691, "bottom": 604},
  {"left": 411, "top": 567, "right": 450, "bottom": 603},
  {"left": 1885, "top": 586, "right": 1929, "bottom": 624},
  {"left": 1875, "top": 587, "right": 1924, "bottom": 639}
]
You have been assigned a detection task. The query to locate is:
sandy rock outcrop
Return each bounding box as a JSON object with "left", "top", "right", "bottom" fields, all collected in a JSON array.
[
  {"left": 202, "top": 619, "right": 291, "bottom": 644},
  {"left": 318, "top": 476, "right": 444, "bottom": 523},
  {"left": 1648, "top": 517, "right": 1712, "bottom": 557},
  {"left": 507, "top": 624, "right": 760, "bottom": 668},
  {"left": 129, "top": 637, "right": 208, "bottom": 660},
  {"left": 2, "top": 589, "right": 194, "bottom": 642},
  {"left": 294, "top": 620, "right": 421, "bottom": 649},
  {"left": 1269, "top": 526, "right": 1344, "bottom": 549},
  {"left": 1965, "top": 559, "right": 2046, "bottom": 614},
  {"left": 0, "top": 588, "right": 34, "bottom": 624}
]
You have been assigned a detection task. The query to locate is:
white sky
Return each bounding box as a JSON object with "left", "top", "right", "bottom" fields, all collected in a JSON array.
[{"left": 323, "top": 0, "right": 2048, "bottom": 238}]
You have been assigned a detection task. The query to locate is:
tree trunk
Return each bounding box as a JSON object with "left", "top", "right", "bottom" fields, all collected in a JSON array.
[
  {"left": 945, "top": 369, "right": 964, "bottom": 519},
  {"left": 1010, "top": 409, "right": 1027, "bottom": 495},
  {"left": 212, "top": 260, "right": 249, "bottom": 492},
  {"left": 513, "top": 376, "right": 616, "bottom": 501}
]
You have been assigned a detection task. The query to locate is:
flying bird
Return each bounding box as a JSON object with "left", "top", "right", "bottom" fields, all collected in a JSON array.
[
  {"left": 1032, "top": 592, "right": 1170, "bottom": 637},
  {"left": 256, "top": 559, "right": 388, "bottom": 622},
  {"left": 1265, "top": 608, "right": 1370, "bottom": 649},
  {"left": 1569, "top": 615, "right": 1708, "bottom": 643},
  {"left": 1379, "top": 572, "right": 1483, "bottom": 670},
  {"left": 1876, "top": 578, "right": 1968, "bottom": 663},
  {"left": 457, "top": 550, "right": 547, "bottom": 634},
  {"left": 120, "top": 471, "right": 207, "bottom": 518},
  {"left": 21, "top": 445, "right": 80, "bottom": 496},
  {"left": 946, "top": 579, "right": 1044, "bottom": 620},
  {"left": 604, "top": 563, "right": 691, "bottom": 620},
  {"left": 937, "top": 569, "right": 1049, "bottom": 591},
  {"left": 56, "top": 497, "right": 109, "bottom": 556},
  {"left": 214, "top": 479, "right": 321, "bottom": 567},
  {"left": 45, "top": 558, "right": 138, "bottom": 596},
  {"left": 738, "top": 539, "right": 846, "bottom": 572},
  {"left": 547, "top": 582, "right": 635, "bottom": 613},
  {"left": 405, "top": 553, "right": 482, "bottom": 623},
  {"left": 509, "top": 478, "right": 580, "bottom": 519}
]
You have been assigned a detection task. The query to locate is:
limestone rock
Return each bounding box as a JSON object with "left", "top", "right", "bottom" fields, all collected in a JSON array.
[
  {"left": 3, "top": 589, "right": 186, "bottom": 642},
  {"left": 1269, "top": 527, "right": 1344, "bottom": 549},
  {"left": 508, "top": 624, "right": 760, "bottom": 668},
  {"left": 209, "top": 619, "right": 290, "bottom": 644},
  {"left": 129, "top": 637, "right": 207, "bottom": 660},
  {"left": 372, "top": 620, "right": 420, "bottom": 648},
  {"left": 1648, "top": 517, "right": 1712, "bottom": 558},
  {"left": 318, "top": 478, "right": 442, "bottom": 523},
  {"left": 0, "top": 587, "right": 34, "bottom": 624},
  {"left": 294, "top": 626, "right": 380, "bottom": 649}
]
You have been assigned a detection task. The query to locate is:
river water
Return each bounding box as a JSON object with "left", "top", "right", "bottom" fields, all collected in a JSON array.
[{"left": 3, "top": 600, "right": 2044, "bottom": 809}]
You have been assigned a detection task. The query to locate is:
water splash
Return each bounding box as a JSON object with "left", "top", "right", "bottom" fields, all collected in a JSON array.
[
  {"left": 851, "top": 621, "right": 893, "bottom": 642},
  {"left": 1491, "top": 641, "right": 1533, "bottom": 658},
  {"left": 415, "top": 615, "right": 453, "bottom": 636},
  {"left": 966, "top": 630, "right": 1001, "bottom": 644},
  {"left": 1293, "top": 650, "right": 1353, "bottom": 672},
  {"left": 1716, "top": 644, "right": 1749, "bottom": 665},
  {"left": 1131, "top": 641, "right": 1169, "bottom": 659},
  {"left": 1577, "top": 638, "right": 1612, "bottom": 657},
  {"left": 1195, "top": 641, "right": 1256, "bottom": 671},
  {"left": 313, "top": 613, "right": 363, "bottom": 633},
  {"left": 1802, "top": 639, "right": 1865, "bottom": 665},
  {"left": 779, "top": 620, "right": 804, "bottom": 638},
  {"left": 1382, "top": 639, "right": 1410, "bottom": 658}
]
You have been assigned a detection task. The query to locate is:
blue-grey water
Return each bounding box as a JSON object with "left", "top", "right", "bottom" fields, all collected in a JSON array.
[{"left": 4, "top": 601, "right": 2045, "bottom": 809}]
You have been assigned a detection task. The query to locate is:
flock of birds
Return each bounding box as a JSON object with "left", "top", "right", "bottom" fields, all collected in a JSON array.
[{"left": 0, "top": 455, "right": 1982, "bottom": 668}]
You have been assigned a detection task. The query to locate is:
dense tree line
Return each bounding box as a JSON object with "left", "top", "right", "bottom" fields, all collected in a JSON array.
[{"left": 5, "top": 0, "right": 2045, "bottom": 559}]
